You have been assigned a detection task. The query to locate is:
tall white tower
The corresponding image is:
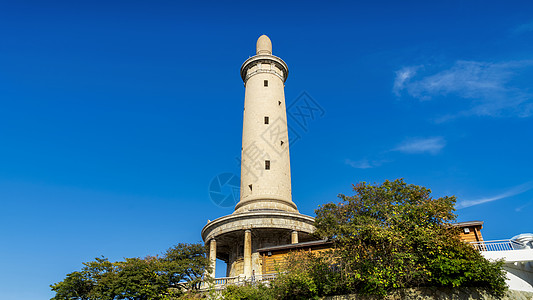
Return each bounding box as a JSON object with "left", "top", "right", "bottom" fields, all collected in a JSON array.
[
  {"left": 236, "top": 35, "right": 297, "bottom": 214},
  {"left": 202, "top": 35, "right": 315, "bottom": 279}
]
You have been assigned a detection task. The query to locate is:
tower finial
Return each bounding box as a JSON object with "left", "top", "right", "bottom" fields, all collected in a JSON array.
[{"left": 256, "top": 35, "right": 272, "bottom": 55}]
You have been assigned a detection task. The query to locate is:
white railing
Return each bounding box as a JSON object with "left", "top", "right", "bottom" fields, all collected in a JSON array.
[
  {"left": 201, "top": 273, "right": 279, "bottom": 291},
  {"left": 252, "top": 273, "right": 277, "bottom": 283},
  {"left": 212, "top": 275, "right": 245, "bottom": 286},
  {"left": 470, "top": 239, "right": 524, "bottom": 252}
]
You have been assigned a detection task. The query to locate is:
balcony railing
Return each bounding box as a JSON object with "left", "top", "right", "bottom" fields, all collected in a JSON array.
[
  {"left": 253, "top": 273, "right": 277, "bottom": 282},
  {"left": 212, "top": 276, "right": 244, "bottom": 286},
  {"left": 470, "top": 239, "right": 524, "bottom": 252},
  {"left": 201, "top": 273, "right": 279, "bottom": 290}
]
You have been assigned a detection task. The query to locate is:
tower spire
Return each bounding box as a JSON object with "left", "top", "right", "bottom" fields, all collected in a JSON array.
[{"left": 256, "top": 34, "right": 272, "bottom": 55}]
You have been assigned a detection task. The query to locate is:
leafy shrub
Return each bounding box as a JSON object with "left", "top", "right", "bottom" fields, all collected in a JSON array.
[{"left": 222, "top": 283, "right": 273, "bottom": 300}]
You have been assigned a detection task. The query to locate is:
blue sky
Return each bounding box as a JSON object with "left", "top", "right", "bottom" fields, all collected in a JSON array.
[{"left": 1, "top": 1, "right": 532, "bottom": 299}]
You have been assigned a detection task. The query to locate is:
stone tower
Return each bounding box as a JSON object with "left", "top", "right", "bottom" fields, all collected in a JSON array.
[
  {"left": 237, "top": 34, "right": 296, "bottom": 214},
  {"left": 202, "top": 35, "right": 315, "bottom": 279}
]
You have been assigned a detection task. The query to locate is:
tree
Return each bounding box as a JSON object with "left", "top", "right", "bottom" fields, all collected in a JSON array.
[
  {"left": 49, "top": 271, "right": 94, "bottom": 300},
  {"left": 314, "top": 179, "right": 507, "bottom": 296},
  {"left": 162, "top": 242, "right": 208, "bottom": 291},
  {"left": 50, "top": 243, "right": 210, "bottom": 300}
]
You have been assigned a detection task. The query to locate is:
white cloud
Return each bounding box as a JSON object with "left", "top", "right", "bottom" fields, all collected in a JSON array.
[
  {"left": 345, "top": 159, "right": 371, "bottom": 169},
  {"left": 393, "top": 66, "right": 419, "bottom": 96},
  {"left": 393, "top": 60, "right": 533, "bottom": 119},
  {"left": 393, "top": 137, "right": 446, "bottom": 155},
  {"left": 346, "top": 137, "right": 444, "bottom": 169},
  {"left": 457, "top": 181, "right": 533, "bottom": 209},
  {"left": 345, "top": 158, "right": 389, "bottom": 169},
  {"left": 512, "top": 20, "right": 533, "bottom": 35},
  {"left": 515, "top": 201, "right": 532, "bottom": 212}
]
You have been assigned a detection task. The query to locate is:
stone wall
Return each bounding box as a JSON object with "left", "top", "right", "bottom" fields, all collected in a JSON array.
[{"left": 322, "top": 287, "right": 533, "bottom": 300}]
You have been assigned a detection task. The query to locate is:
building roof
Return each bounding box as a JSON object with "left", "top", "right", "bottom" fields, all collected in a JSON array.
[
  {"left": 452, "top": 221, "right": 484, "bottom": 227},
  {"left": 257, "top": 239, "right": 333, "bottom": 253}
]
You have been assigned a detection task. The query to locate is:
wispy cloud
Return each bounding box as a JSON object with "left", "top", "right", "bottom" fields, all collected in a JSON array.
[
  {"left": 515, "top": 201, "right": 533, "bottom": 212},
  {"left": 393, "top": 66, "right": 419, "bottom": 96},
  {"left": 345, "top": 158, "right": 388, "bottom": 169},
  {"left": 393, "top": 60, "right": 533, "bottom": 119},
  {"left": 346, "top": 137, "right": 445, "bottom": 168},
  {"left": 393, "top": 137, "right": 446, "bottom": 155},
  {"left": 457, "top": 181, "right": 533, "bottom": 209},
  {"left": 512, "top": 20, "right": 533, "bottom": 35}
]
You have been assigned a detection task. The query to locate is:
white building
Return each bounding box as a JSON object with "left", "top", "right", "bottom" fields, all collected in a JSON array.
[{"left": 471, "top": 233, "right": 533, "bottom": 292}]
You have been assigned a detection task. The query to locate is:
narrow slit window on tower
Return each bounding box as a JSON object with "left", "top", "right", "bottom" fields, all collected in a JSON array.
[
  {"left": 278, "top": 101, "right": 282, "bottom": 106},
  {"left": 280, "top": 140, "right": 284, "bottom": 146},
  {"left": 265, "top": 160, "right": 270, "bottom": 170},
  {"left": 248, "top": 184, "right": 253, "bottom": 191},
  {"left": 264, "top": 116, "right": 269, "bottom": 124},
  {"left": 264, "top": 80, "right": 268, "bottom": 87}
]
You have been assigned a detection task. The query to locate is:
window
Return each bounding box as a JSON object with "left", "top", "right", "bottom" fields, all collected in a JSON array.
[
  {"left": 264, "top": 116, "right": 269, "bottom": 124},
  {"left": 280, "top": 140, "right": 284, "bottom": 146},
  {"left": 264, "top": 80, "right": 268, "bottom": 87},
  {"left": 265, "top": 160, "right": 270, "bottom": 170},
  {"left": 278, "top": 101, "right": 282, "bottom": 106},
  {"left": 248, "top": 184, "right": 253, "bottom": 191}
]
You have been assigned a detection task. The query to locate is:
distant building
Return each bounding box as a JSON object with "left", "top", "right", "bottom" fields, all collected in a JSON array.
[
  {"left": 471, "top": 233, "right": 533, "bottom": 292},
  {"left": 453, "top": 220, "right": 484, "bottom": 243}
]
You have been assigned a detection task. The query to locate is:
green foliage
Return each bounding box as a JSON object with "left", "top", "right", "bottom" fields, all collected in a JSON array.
[
  {"left": 163, "top": 242, "right": 211, "bottom": 291},
  {"left": 50, "top": 243, "right": 209, "bottom": 300},
  {"left": 222, "top": 283, "right": 274, "bottom": 300},
  {"left": 49, "top": 271, "right": 94, "bottom": 300},
  {"left": 272, "top": 268, "right": 318, "bottom": 300},
  {"left": 269, "top": 250, "right": 347, "bottom": 299},
  {"left": 314, "top": 179, "right": 507, "bottom": 297}
]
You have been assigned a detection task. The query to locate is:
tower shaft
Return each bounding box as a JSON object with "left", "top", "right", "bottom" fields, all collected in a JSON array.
[{"left": 235, "top": 35, "right": 297, "bottom": 213}]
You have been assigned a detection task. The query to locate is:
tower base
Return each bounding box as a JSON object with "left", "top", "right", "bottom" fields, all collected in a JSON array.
[{"left": 201, "top": 210, "right": 315, "bottom": 278}]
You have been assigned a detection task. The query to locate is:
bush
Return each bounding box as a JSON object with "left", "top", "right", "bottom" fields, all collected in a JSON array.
[
  {"left": 271, "top": 250, "right": 348, "bottom": 298},
  {"left": 222, "top": 283, "right": 273, "bottom": 300}
]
